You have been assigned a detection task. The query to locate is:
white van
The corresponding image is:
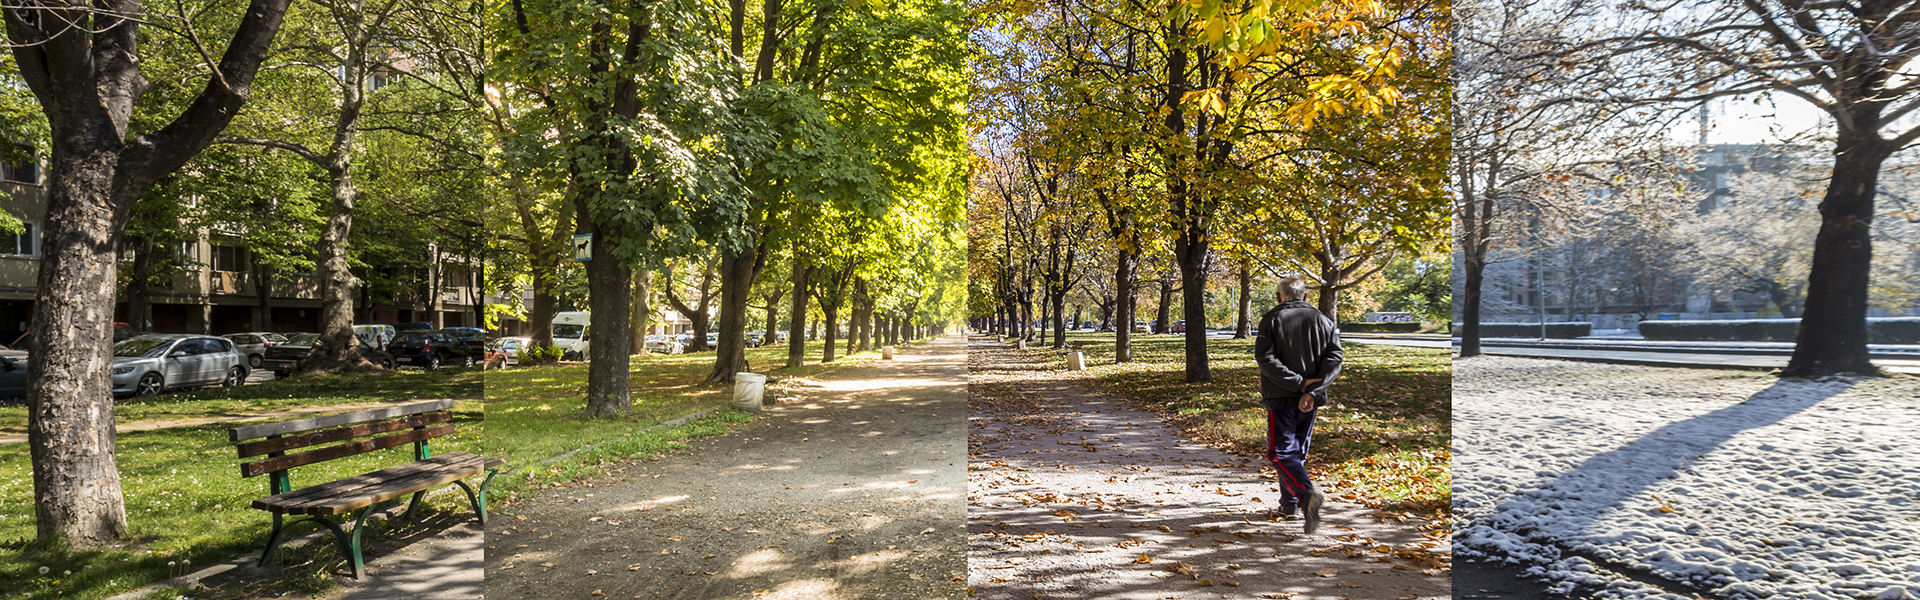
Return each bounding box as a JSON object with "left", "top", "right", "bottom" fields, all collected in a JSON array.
[
  {"left": 353, "top": 324, "right": 396, "bottom": 349},
  {"left": 553, "top": 311, "right": 590, "bottom": 360}
]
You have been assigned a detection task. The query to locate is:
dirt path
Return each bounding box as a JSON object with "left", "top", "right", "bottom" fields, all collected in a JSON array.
[
  {"left": 966, "top": 335, "right": 1450, "bottom": 600},
  {"left": 484, "top": 336, "right": 968, "bottom": 600}
]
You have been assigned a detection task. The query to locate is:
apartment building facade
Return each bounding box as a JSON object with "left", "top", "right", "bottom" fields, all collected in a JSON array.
[{"left": 0, "top": 161, "right": 483, "bottom": 342}]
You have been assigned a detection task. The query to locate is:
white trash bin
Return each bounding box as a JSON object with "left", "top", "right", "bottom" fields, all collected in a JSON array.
[
  {"left": 733, "top": 372, "right": 767, "bottom": 412},
  {"left": 1068, "top": 352, "right": 1085, "bottom": 371}
]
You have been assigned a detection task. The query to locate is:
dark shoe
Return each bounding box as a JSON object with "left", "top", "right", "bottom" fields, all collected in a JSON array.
[
  {"left": 1273, "top": 503, "right": 1298, "bottom": 520},
  {"left": 1303, "top": 489, "right": 1326, "bottom": 534}
]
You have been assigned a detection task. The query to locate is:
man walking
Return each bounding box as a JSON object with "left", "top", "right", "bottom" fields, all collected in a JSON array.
[{"left": 1254, "top": 275, "right": 1343, "bottom": 533}]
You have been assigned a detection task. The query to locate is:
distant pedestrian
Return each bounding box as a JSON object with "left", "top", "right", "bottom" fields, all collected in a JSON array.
[{"left": 1254, "top": 275, "right": 1343, "bottom": 533}]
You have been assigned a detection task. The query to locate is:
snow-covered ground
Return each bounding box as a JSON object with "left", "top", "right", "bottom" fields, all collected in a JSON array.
[{"left": 1454, "top": 357, "right": 1920, "bottom": 600}]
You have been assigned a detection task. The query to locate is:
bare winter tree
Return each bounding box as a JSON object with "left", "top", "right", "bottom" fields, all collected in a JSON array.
[
  {"left": 1454, "top": 0, "right": 1675, "bottom": 356},
  {"left": 1574, "top": 0, "right": 1920, "bottom": 374}
]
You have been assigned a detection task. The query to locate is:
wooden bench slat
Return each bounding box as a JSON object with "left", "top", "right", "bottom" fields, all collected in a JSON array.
[
  {"left": 251, "top": 452, "right": 488, "bottom": 516},
  {"left": 271, "top": 459, "right": 479, "bottom": 514},
  {"left": 237, "top": 412, "right": 453, "bottom": 458},
  {"left": 229, "top": 399, "right": 455, "bottom": 442},
  {"left": 240, "top": 424, "right": 455, "bottom": 478},
  {"left": 258, "top": 456, "right": 465, "bottom": 506}
]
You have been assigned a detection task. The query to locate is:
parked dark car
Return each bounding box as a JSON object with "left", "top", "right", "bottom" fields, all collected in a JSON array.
[
  {"left": 0, "top": 348, "right": 27, "bottom": 401},
  {"left": 224, "top": 332, "right": 289, "bottom": 370},
  {"left": 1171, "top": 320, "right": 1187, "bottom": 333},
  {"left": 386, "top": 331, "right": 475, "bottom": 370},
  {"left": 440, "top": 327, "right": 488, "bottom": 356},
  {"left": 264, "top": 333, "right": 396, "bottom": 378}
]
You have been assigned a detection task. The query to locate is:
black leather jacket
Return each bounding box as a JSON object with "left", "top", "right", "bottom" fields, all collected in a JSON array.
[{"left": 1254, "top": 299, "right": 1343, "bottom": 411}]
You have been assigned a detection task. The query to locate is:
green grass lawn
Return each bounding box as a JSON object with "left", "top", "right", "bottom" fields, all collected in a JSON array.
[
  {"left": 1035, "top": 332, "right": 1450, "bottom": 518},
  {"left": 0, "top": 366, "right": 483, "bottom": 600},
  {"left": 0, "top": 367, "right": 483, "bottom": 436},
  {"left": 481, "top": 344, "right": 884, "bottom": 501},
  {"left": 0, "top": 402, "right": 484, "bottom": 600}
]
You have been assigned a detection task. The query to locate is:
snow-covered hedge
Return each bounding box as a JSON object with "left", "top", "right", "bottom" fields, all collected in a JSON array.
[
  {"left": 1452, "top": 322, "right": 1592, "bottom": 338},
  {"left": 1637, "top": 317, "right": 1920, "bottom": 343},
  {"left": 1340, "top": 321, "right": 1422, "bottom": 333}
]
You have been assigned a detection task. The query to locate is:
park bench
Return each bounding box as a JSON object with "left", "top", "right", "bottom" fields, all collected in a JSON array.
[{"left": 228, "top": 399, "right": 505, "bottom": 579}]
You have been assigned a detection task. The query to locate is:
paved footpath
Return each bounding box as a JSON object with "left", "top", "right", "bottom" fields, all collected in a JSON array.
[
  {"left": 485, "top": 336, "right": 968, "bottom": 600},
  {"left": 966, "top": 336, "right": 1450, "bottom": 600}
]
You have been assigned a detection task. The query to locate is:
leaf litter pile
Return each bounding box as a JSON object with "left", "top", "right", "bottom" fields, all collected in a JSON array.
[{"left": 966, "top": 334, "right": 1450, "bottom": 599}]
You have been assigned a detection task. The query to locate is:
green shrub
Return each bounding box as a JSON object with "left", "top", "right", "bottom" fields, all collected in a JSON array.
[
  {"left": 1452, "top": 322, "right": 1592, "bottom": 338},
  {"left": 517, "top": 343, "right": 565, "bottom": 366},
  {"left": 1637, "top": 318, "right": 1920, "bottom": 343},
  {"left": 1340, "top": 321, "right": 1423, "bottom": 333}
]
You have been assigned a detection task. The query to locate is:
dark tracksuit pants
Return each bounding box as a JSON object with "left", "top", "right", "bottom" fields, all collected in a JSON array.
[{"left": 1266, "top": 404, "right": 1316, "bottom": 505}]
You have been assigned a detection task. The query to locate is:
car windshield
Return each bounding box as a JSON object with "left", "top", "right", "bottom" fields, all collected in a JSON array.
[
  {"left": 113, "top": 337, "right": 173, "bottom": 358},
  {"left": 554, "top": 324, "right": 585, "bottom": 339},
  {"left": 286, "top": 333, "right": 322, "bottom": 346}
]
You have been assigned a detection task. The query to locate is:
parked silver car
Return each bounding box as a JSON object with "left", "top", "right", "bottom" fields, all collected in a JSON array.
[
  {"left": 223, "top": 332, "right": 288, "bottom": 370},
  {"left": 111, "top": 334, "right": 248, "bottom": 397},
  {"left": 644, "top": 335, "right": 684, "bottom": 354}
]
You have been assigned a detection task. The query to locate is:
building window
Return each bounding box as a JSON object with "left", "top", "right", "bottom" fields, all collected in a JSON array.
[
  {"left": 214, "top": 244, "right": 248, "bottom": 272},
  {"left": 0, "top": 222, "right": 34, "bottom": 256},
  {"left": 1, "top": 157, "right": 37, "bottom": 184}
]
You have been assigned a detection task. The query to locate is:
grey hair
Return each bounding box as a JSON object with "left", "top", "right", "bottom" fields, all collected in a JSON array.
[{"left": 1277, "top": 275, "right": 1309, "bottom": 301}]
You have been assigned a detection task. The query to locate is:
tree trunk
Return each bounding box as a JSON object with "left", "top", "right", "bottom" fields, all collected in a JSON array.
[
  {"left": 128, "top": 237, "right": 154, "bottom": 333},
  {"left": 429, "top": 251, "right": 444, "bottom": 329},
  {"left": 630, "top": 268, "right": 652, "bottom": 355},
  {"left": 303, "top": 165, "right": 377, "bottom": 374},
  {"left": 764, "top": 294, "right": 781, "bottom": 345},
  {"left": 822, "top": 306, "right": 839, "bottom": 362},
  {"left": 28, "top": 148, "right": 133, "bottom": 547},
  {"left": 1115, "top": 251, "right": 1133, "bottom": 363},
  {"left": 254, "top": 259, "right": 273, "bottom": 332},
  {"left": 1315, "top": 276, "right": 1340, "bottom": 323},
  {"left": 705, "top": 243, "right": 762, "bottom": 383},
  {"left": 1176, "top": 248, "right": 1211, "bottom": 383},
  {"left": 1233, "top": 264, "right": 1252, "bottom": 339},
  {"left": 1783, "top": 131, "right": 1887, "bottom": 376},
  {"left": 14, "top": 0, "right": 291, "bottom": 547},
  {"left": 1050, "top": 288, "right": 1068, "bottom": 350},
  {"left": 580, "top": 224, "right": 634, "bottom": 416},
  {"left": 786, "top": 253, "right": 810, "bottom": 368},
  {"left": 1460, "top": 255, "right": 1485, "bottom": 358},
  {"left": 1155, "top": 281, "right": 1173, "bottom": 334}
]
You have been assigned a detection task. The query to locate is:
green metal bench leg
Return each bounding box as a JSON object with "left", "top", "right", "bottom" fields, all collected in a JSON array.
[
  {"left": 306, "top": 514, "right": 362, "bottom": 580},
  {"left": 454, "top": 479, "right": 485, "bottom": 526},
  {"left": 404, "top": 491, "right": 427, "bottom": 522},
  {"left": 479, "top": 468, "right": 500, "bottom": 523},
  {"left": 258, "top": 513, "right": 288, "bottom": 567}
]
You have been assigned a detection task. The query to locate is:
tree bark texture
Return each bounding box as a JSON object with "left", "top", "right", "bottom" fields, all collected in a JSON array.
[
  {"left": 1234, "top": 264, "right": 1252, "bottom": 339},
  {"left": 1783, "top": 131, "right": 1888, "bottom": 376},
  {"left": 786, "top": 254, "right": 810, "bottom": 368},
  {"left": 581, "top": 227, "right": 634, "bottom": 416},
  {"left": 10, "top": 0, "right": 291, "bottom": 546},
  {"left": 630, "top": 267, "right": 652, "bottom": 355},
  {"left": 706, "top": 242, "right": 763, "bottom": 383}
]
